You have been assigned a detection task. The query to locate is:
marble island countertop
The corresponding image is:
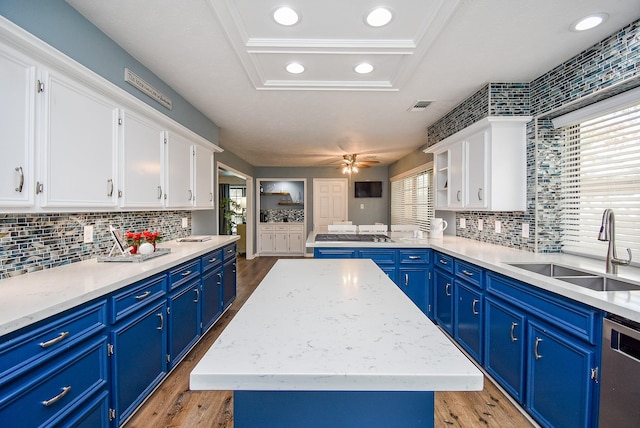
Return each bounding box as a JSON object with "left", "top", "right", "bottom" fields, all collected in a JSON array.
[
  {"left": 306, "top": 231, "right": 640, "bottom": 323},
  {"left": 0, "top": 235, "right": 239, "bottom": 336},
  {"left": 190, "top": 258, "right": 483, "bottom": 392}
]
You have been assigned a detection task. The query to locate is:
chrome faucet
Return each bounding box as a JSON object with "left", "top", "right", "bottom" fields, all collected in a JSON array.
[{"left": 598, "top": 209, "right": 632, "bottom": 274}]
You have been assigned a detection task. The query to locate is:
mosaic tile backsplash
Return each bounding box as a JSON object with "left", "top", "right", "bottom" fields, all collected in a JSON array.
[
  {"left": 0, "top": 211, "right": 193, "bottom": 279},
  {"left": 428, "top": 18, "right": 640, "bottom": 253}
]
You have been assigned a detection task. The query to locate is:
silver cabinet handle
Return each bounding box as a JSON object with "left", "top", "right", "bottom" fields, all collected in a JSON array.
[
  {"left": 135, "top": 291, "right": 151, "bottom": 300},
  {"left": 472, "top": 299, "right": 479, "bottom": 315},
  {"left": 478, "top": 188, "right": 483, "bottom": 201},
  {"left": 194, "top": 288, "right": 200, "bottom": 303},
  {"left": 157, "top": 312, "right": 164, "bottom": 330},
  {"left": 181, "top": 270, "right": 192, "bottom": 277},
  {"left": 157, "top": 186, "right": 163, "bottom": 199},
  {"left": 217, "top": 272, "right": 222, "bottom": 284},
  {"left": 208, "top": 258, "right": 217, "bottom": 263},
  {"left": 408, "top": 255, "right": 421, "bottom": 260},
  {"left": 510, "top": 322, "right": 518, "bottom": 342},
  {"left": 42, "top": 386, "right": 71, "bottom": 407},
  {"left": 404, "top": 273, "right": 409, "bottom": 286},
  {"left": 439, "top": 259, "right": 448, "bottom": 265},
  {"left": 188, "top": 189, "right": 193, "bottom": 201},
  {"left": 39, "top": 331, "right": 69, "bottom": 348},
  {"left": 445, "top": 283, "right": 451, "bottom": 296},
  {"left": 107, "top": 179, "right": 114, "bottom": 197},
  {"left": 15, "top": 166, "right": 24, "bottom": 192},
  {"left": 462, "top": 270, "right": 473, "bottom": 276},
  {"left": 534, "top": 337, "right": 543, "bottom": 359},
  {"left": 36, "top": 181, "right": 43, "bottom": 194},
  {"left": 210, "top": 192, "right": 213, "bottom": 202},
  {"left": 456, "top": 190, "right": 461, "bottom": 201}
]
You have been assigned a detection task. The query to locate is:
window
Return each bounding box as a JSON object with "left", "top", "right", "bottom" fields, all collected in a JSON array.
[
  {"left": 556, "top": 94, "right": 640, "bottom": 262},
  {"left": 390, "top": 165, "right": 434, "bottom": 231}
]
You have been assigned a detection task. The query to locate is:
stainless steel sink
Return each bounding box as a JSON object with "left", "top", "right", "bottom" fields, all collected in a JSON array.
[
  {"left": 509, "top": 263, "right": 640, "bottom": 291},
  {"left": 508, "top": 263, "right": 596, "bottom": 278},
  {"left": 559, "top": 276, "right": 640, "bottom": 292}
]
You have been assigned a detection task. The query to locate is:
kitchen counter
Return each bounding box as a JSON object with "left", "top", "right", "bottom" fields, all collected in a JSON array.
[
  {"left": 190, "top": 258, "right": 482, "bottom": 426},
  {"left": 306, "top": 231, "right": 640, "bottom": 322},
  {"left": 0, "top": 235, "right": 239, "bottom": 336}
]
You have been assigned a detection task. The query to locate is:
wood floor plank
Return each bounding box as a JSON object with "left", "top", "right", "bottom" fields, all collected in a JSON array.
[{"left": 126, "top": 255, "right": 534, "bottom": 428}]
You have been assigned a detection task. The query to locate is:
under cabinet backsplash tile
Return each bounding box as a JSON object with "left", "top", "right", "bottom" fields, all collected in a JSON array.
[{"left": 0, "top": 211, "right": 193, "bottom": 279}]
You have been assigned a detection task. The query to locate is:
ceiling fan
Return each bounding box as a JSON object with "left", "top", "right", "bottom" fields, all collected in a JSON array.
[{"left": 339, "top": 154, "right": 379, "bottom": 174}]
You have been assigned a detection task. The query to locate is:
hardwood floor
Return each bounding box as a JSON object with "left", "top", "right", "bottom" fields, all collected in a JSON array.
[{"left": 126, "top": 256, "right": 534, "bottom": 428}]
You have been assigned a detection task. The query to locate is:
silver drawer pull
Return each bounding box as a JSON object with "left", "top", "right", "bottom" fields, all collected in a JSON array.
[
  {"left": 534, "top": 337, "right": 543, "bottom": 360},
  {"left": 227, "top": 249, "right": 234, "bottom": 254},
  {"left": 135, "top": 291, "right": 151, "bottom": 300},
  {"left": 42, "top": 386, "right": 71, "bottom": 407},
  {"left": 15, "top": 166, "right": 24, "bottom": 192},
  {"left": 181, "top": 270, "right": 192, "bottom": 277},
  {"left": 408, "top": 255, "right": 421, "bottom": 260},
  {"left": 439, "top": 259, "right": 448, "bottom": 265},
  {"left": 462, "top": 270, "right": 473, "bottom": 276},
  {"left": 39, "top": 331, "right": 69, "bottom": 348},
  {"left": 510, "top": 322, "right": 518, "bottom": 342},
  {"left": 208, "top": 258, "right": 217, "bottom": 263}
]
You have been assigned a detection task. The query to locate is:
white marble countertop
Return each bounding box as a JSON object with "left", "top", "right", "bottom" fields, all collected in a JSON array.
[
  {"left": 306, "top": 231, "right": 640, "bottom": 322},
  {"left": 0, "top": 235, "right": 238, "bottom": 336},
  {"left": 190, "top": 258, "right": 483, "bottom": 392}
]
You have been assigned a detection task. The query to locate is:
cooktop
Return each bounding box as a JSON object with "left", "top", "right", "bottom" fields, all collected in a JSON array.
[{"left": 315, "top": 234, "right": 393, "bottom": 243}]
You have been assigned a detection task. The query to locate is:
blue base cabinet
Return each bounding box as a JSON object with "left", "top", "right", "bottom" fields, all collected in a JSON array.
[
  {"left": 433, "top": 252, "right": 454, "bottom": 334},
  {"left": 315, "top": 247, "right": 431, "bottom": 316}
]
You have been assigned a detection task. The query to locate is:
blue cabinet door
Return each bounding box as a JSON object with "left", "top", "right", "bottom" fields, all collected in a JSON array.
[
  {"left": 110, "top": 300, "right": 167, "bottom": 426},
  {"left": 168, "top": 279, "right": 201, "bottom": 369},
  {"left": 201, "top": 266, "right": 223, "bottom": 332},
  {"left": 455, "top": 281, "right": 483, "bottom": 363},
  {"left": 434, "top": 269, "right": 454, "bottom": 335},
  {"left": 222, "top": 258, "right": 236, "bottom": 311},
  {"left": 314, "top": 248, "right": 358, "bottom": 258},
  {"left": 526, "top": 321, "right": 596, "bottom": 428},
  {"left": 398, "top": 267, "right": 429, "bottom": 314},
  {"left": 484, "top": 296, "right": 526, "bottom": 403}
]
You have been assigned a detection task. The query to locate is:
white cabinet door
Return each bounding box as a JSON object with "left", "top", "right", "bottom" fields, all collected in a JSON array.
[
  {"left": 193, "top": 145, "right": 214, "bottom": 208},
  {"left": 0, "top": 43, "right": 36, "bottom": 208},
  {"left": 41, "top": 71, "right": 118, "bottom": 208},
  {"left": 259, "top": 226, "right": 274, "bottom": 253},
  {"left": 465, "top": 131, "right": 488, "bottom": 209},
  {"left": 448, "top": 142, "right": 464, "bottom": 209},
  {"left": 274, "top": 231, "right": 289, "bottom": 253},
  {"left": 165, "top": 132, "right": 193, "bottom": 208},
  {"left": 119, "top": 110, "right": 165, "bottom": 208},
  {"left": 289, "top": 232, "right": 304, "bottom": 254}
]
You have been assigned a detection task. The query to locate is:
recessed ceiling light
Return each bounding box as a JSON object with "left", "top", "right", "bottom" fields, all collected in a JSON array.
[
  {"left": 366, "top": 8, "right": 393, "bottom": 27},
  {"left": 273, "top": 7, "right": 299, "bottom": 26},
  {"left": 570, "top": 13, "right": 608, "bottom": 31},
  {"left": 286, "top": 62, "right": 305, "bottom": 74},
  {"left": 355, "top": 63, "right": 374, "bottom": 74}
]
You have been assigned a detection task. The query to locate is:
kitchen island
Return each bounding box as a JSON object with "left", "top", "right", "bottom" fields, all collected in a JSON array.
[{"left": 190, "top": 258, "right": 483, "bottom": 427}]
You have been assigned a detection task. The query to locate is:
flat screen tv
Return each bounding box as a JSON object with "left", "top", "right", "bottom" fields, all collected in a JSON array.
[{"left": 355, "top": 181, "right": 382, "bottom": 198}]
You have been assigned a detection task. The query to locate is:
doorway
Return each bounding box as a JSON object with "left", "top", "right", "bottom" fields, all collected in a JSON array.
[
  {"left": 218, "top": 163, "right": 254, "bottom": 259},
  {"left": 312, "top": 178, "right": 348, "bottom": 231}
]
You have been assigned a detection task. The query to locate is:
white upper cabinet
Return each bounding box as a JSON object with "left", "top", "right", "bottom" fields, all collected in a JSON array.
[
  {"left": 0, "top": 43, "right": 36, "bottom": 208},
  {"left": 427, "top": 116, "right": 531, "bottom": 211},
  {"left": 40, "top": 70, "right": 119, "bottom": 208},
  {"left": 119, "top": 110, "right": 165, "bottom": 208},
  {"left": 164, "top": 131, "right": 194, "bottom": 208},
  {"left": 193, "top": 144, "right": 214, "bottom": 208}
]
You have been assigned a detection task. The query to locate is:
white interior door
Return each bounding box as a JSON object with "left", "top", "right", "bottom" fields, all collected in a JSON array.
[{"left": 313, "top": 178, "right": 348, "bottom": 231}]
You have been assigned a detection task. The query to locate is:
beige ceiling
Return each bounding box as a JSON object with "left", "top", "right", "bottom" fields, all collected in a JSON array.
[{"left": 67, "top": 0, "right": 640, "bottom": 167}]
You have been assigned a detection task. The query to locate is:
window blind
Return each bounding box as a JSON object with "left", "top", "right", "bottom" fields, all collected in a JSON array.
[
  {"left": 390, "top": 165, "right": 434, "bottom": 231},
  {"left": 560, "top": 102, "right": 640, "bottom": 262}
]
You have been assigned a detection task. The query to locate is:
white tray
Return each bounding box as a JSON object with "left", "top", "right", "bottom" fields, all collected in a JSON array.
[{"left": 97, "top": 247, "right": 171, "bottom": 263}]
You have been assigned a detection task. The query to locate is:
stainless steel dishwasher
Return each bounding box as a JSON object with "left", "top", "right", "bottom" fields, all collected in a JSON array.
[{"left": 599, "top": 315, "right": 640, "bottom": 427}]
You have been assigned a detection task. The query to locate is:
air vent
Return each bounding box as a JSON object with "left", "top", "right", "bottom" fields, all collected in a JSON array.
[{"left": 409, "top": 100, "right": 432, "bottom": 112}]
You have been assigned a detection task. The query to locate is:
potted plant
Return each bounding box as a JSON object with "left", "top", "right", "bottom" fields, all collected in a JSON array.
[{"left": 220, "top": 197, "right": 242, "bottom": 235}]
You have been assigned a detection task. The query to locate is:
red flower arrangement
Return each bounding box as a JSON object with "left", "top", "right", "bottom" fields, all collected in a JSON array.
[
  {"left": 143, "top": 231, "right": 162, "bottom": 249},
  {"left": 125, "top": 231, "right": 162, "bottom": 254}
]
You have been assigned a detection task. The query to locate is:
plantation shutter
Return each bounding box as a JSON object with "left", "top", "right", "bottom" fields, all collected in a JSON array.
[
  {"left": 557, "top": 98, "right": 640, "bottom": 261},
  {"left": 390, "top": 165, "right": 434, "bottom": 231}
]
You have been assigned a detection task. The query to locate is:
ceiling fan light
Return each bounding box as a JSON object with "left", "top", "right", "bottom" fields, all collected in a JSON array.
[
  {"left": 366, "top": 8, "right": 393, "bottom": 27},
  {"left": 570, "top": 13, "right": 608, "bottom": 31},
  {"left": 273, "top": 7, "right": 299, "bottom": 26},
  {"left": 286, "top": 62, "right": 305, "bottom": 74},
  {"left": 352, "top": 166, "right": 359, "bottom": 173},
  {"left": 355, "top": 63, "right": 374, "bottom": 74}
]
